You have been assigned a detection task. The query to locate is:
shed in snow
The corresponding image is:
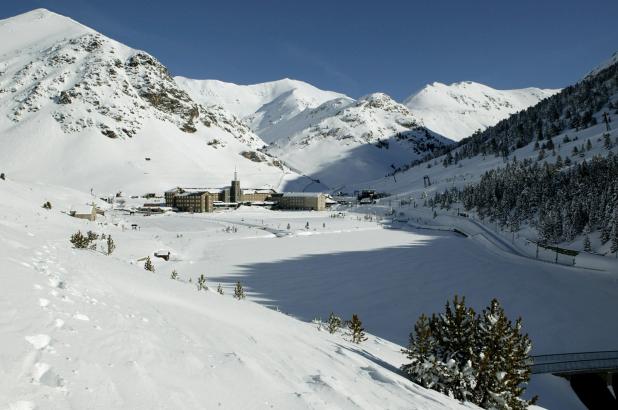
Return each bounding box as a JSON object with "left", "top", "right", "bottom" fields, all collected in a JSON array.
[{"left": 70, "top": 204, "right": 97, "bottom": 221}]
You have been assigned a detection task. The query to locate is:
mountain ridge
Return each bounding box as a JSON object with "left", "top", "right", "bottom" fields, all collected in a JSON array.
[
  {"left": 0, "top": 8, "right": 307, "bottom": 193},
  {"left": 404, "top": 81, "right": 560, "bottom": 141}
]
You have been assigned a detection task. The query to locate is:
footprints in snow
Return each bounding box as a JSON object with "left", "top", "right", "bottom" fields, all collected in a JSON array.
[
  {"left": 25, "top": 334, "right": 51, "bottom": 350},
  {"left": 25, "top": 242, "right": 94, "bottom": 395}
]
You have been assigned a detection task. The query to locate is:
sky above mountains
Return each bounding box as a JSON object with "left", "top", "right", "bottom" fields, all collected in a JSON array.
[{"left": 1, "top": 0, "right": 617, "bottom": 100}]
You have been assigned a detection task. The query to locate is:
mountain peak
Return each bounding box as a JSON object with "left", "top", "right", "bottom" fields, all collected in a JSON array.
[{"left": 404, "top": 81, "right": 560, "bottom": 141}]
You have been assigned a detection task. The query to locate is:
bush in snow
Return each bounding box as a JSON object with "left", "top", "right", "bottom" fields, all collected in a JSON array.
[
  {"left": 70, "top": 230, "right": 90, "bottom": 249},
  {"left": 86, "top": 230, "right": 99, "bottom": 242},
  {"left": 106, "top": 235, "right": 115, "bottom": 255},
  {"left": 327, "top": 312, "right": 342, "bottom": 334},
  {"left": 144, "top": 256, "right": 155, "bottom": 272},
  {"left": 217, "top": 283, "right": 224, "bottom": 295},
  {"left": 401, "top": 296, "right": 536, "bottom": 409},
  {"left": 348, "top": 314, "right": 367, "bottom": 344},
  {"left": 170, "top": 270, "right": 179, "bottom": 280},
  {"left": 42, "top": 201, "right": 52, "bottom": 210},
  {"left": 197, "top": 274, "right": 207, "bottom": 291},
  {"left": 234, "top": 281, "right": 245, "bottom": 300}
]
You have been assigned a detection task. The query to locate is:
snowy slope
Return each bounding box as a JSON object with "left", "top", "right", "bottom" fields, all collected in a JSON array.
[
  {"left": 174, "top": 77, "right": 350, "bottom": 138},
  {"left": 0, "top": 9, "right": 306, "bottom": 194},
  {"left": 264, "top": 93, "right": 452, "bottom": 189},
  {"left": 0, "top": 178, "right": 477, "bottom": 410},
  {"left": 587, "top": 51, "right": 618, "bottom": 77},
  {"left": 177, "top": 78, "right": 452, "bottom": 189},
  {"left": 404, "top": 81, "right": 559, "bottom": 141}
]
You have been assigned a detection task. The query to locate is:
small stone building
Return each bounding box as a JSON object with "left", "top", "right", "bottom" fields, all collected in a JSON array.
[{"left": 70, "top": 204, "right": 97, "bottom": 221}]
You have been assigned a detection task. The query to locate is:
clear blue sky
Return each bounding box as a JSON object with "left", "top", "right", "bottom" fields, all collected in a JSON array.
[{"left": 2, "top": 0, "right": 617, "bottom": 100}]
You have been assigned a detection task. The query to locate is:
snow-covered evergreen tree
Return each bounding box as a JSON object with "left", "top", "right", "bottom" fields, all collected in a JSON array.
[
  {"left": 348, "top": 314, "right": 367, "bottom": 344},
  {"left": 144, "top": 256, "right": 155, "bottom": 272},
  {"left": 197, "top": 274, "right": 207, "bottom": 291},
  {"left": 401, "top": 296, "right": 536, "bottom": 409},
  {"left": 327, "top": 312, "right": 342, "bottom": 334},
  {"left": 430, "top": 295, "right": 477, "bottom": 401},
  {"left": 106, "top": 235, "right": 115, "bottom": 255},
  {"left": 401, "top": 314, "right": 449, "bottom": 391},
  {"left": 234, "top": 281, "right": 245, "bottom": 299},
  {"left": 474, "top": 299, "right": 536, "bottom": 409}
]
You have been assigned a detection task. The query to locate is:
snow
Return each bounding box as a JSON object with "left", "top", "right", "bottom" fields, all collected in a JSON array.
[
  {"left": 587, "top": 51, "right": 618, "bottom": 77},
  {"left": 264, "top": 93, "right": 452, "bottom": 189},
  {"left": 0, "top": 172, "right": 597, "bottom": 407},
  {"left": 0, "top": 177, "right": 480, "bottom": 409},
  {"left": 404, "top": 81, "right": 560, "bottom": 141},
  {"left": 175, "top": 76, "right": 350, "bottom": 137},
  {"left": 0, "top": 9, "right": 310, "bottom": 194},
  {"left": 0, "top": 8, "right": 615, "bottom": 410}
]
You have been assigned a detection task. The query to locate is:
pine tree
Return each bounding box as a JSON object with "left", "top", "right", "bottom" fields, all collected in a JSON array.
[
  {"left": 144, "top": 256, "right": 155, "bottom": 272},
  {"left": 217, "top": 283, "right": 224, "bottom": 295},
  {"left": 600, "top": 225, "right": 610, "bottom": 244},
  {"left": 603, "top": 133, "right": 612, "bottom": 150},
  {"left": 70, "top": 231, "right": 89, "bottom": 249},
  {"left": 327, "top": 312, "right": 342, "bottom": 334},
  {"left": 401, "top": 297, "right": 536, "bottom": 408},
  {"left": 609, "top": 208, "right": 618, "bottom": 258},
  {"left": 234, "top": 281, "right": 245, "bottom": 299},
  {"left": 106, "top": 235, "right": 115, "bottom": 255},
  {"left": 86, "top": 230, "right": 99, "bottom": 242},
  {"left": 197, "top": 274, "right": 207, "bottom": 291},
  {"left": 170, "top": 269, "right": 179, "bottom": 280},
  {"left": 430, "top": 295, "right": 477, "bottom": 401},
  {"left": 583, "top": 234, "right": 592, "bottom": 252},
  {"left": 401, "top": 314, "right": 447, "bottom": 390},
  {"left": 348, "top": 314, "right": 367, "bottom": 344},
  {"left": 474, "top": 299, "right": 535, "bottom": 410}
]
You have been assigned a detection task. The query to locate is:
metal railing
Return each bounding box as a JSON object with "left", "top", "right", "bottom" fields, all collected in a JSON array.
[{"left": 530, "top": 351, "right": 618, "bottom": 375}]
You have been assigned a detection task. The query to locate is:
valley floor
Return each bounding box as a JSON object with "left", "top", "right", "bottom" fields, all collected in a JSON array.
[
  {"left": 2, "top": 179, "right": 616, "bottom": 409},
  {"left": 116, "top": 205, "right": 617, "bottom": 409}
]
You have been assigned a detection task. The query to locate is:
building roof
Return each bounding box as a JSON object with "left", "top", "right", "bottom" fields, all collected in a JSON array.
[
  {"left": 71, "top": 205, "right": 95, "bottom": 214},
  {"left": 167, "top": 187, "right": 223, "bottom": 194},
  {"left": 281, "top": 192, "right": 325, "bottom": 198},
  {"left": 242, "top": 189, "right": 276, "bottom": 194}
]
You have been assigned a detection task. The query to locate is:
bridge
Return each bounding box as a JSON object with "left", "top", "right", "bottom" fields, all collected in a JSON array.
[{"left": 531, "top": 351, "right": 618, "bottom": 409}]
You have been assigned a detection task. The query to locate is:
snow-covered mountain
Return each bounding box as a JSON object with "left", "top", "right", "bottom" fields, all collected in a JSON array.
[
  {"left": 178, "top": 77, "right": 450, "bottom": 189},
  {"left": 264, "top": 93, "right": 452, "bottom": 189},
  {"left": 404, "top": 81, "right": 560, "bottom": 141},
  {"left": 175, "top": 77, "right": 350, "bottom": 140},
  {"left": 0, "top": 9, "right": 306, "bottom": 194}
]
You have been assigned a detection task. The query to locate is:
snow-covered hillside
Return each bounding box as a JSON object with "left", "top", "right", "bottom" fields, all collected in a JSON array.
[
  {"left": 177, "top": 76, "right": 559, "bottom": 188},
  {"left": 264, "top": 93, "right": 452, "bottom": 189},
  {"left": 0, "top": 9, "right": 307, "bottom": 194},
  {"left": 404, "top": 81, "right": 559, "bottom": 141},
  {"left": 0, "top": 176, "right": 480, "bottom": 410},
  {"left": 175, "top": 77, "right": 350, "bottom": 139},
  {"left": 178, "top": 78, "right": 450, "bottom": 189}
]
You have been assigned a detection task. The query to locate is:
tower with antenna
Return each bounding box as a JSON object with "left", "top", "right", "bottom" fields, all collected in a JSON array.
[{"left": 231, "top": 167, "right": 241, "bottom": 203}]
